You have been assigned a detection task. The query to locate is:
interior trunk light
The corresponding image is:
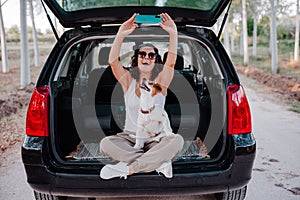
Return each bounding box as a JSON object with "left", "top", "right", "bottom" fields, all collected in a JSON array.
[
  {"left": 26, "top": 86, "right": 50, "bottom": 137},
  {"left": 227, "top": 84, "right": 252, "bottom": 134}
]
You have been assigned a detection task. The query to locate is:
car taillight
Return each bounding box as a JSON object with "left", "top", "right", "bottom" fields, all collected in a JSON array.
[
  {"left": 26, "top": 86, "right": 50, "bottom": 137},
  {"left": 227, "top": 84, "right": 252, "bottom": 134}
]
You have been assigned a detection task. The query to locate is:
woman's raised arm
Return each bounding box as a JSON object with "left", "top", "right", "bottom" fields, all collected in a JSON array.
[
  {"left": 157, "top": 13, "right": 178, "bottom": 90},
  {"left": 109, "top": 13, "right": 138, "bottom": 91}
]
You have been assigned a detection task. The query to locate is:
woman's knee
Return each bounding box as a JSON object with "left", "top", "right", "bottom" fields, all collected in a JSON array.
[
  {"left": 99, "top": 136, "right": 113, "bottom": 154},
  {"left": 163, "top": 134, "right": 184, "bottom": 152},
  {"left": 173, "top": 134, "right": 184, "bottom": 151}
]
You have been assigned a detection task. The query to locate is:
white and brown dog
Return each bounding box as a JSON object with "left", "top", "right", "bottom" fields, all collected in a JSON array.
[{"left": 132, "top": 78, "right": 173, "bottom": 149}]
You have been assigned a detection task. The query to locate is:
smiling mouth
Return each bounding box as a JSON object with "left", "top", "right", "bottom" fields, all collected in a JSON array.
[{"left": 140, "top": 79, "right": 150, "bottom": 92}]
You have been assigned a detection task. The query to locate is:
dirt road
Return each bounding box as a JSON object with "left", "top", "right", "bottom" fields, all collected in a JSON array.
[
  {"left": 0, "top": 75, "right": 300, "bottom": 199},
  {"left": 245, "top": 82, "right": 300, "bottom": 200}
]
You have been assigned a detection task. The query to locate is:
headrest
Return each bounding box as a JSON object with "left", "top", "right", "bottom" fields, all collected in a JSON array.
[
  {"left": 163, "top": 52, "right": 184, "bottom": 71},
  {"left": 98, "top": 47, "right": 111, "bottom": 66}
]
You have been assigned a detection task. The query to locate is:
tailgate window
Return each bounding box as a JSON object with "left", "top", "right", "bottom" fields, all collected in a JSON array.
[{"left": 57, "top": 0, "right": 220, "bottom": 12}]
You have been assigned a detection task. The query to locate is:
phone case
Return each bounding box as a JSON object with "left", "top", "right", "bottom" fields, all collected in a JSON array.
[{"left": 135, "top": 15, "right": 162, "bottom": 24}]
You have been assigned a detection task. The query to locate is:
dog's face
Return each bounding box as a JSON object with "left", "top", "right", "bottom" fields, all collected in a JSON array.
[{"left": 140, "top": 78, "right": 162, "bottom": 97}]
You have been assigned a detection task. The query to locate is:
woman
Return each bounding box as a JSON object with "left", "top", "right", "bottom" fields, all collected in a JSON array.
[{"left": 100, "top": 13, "right": 184, "bottom": 179}]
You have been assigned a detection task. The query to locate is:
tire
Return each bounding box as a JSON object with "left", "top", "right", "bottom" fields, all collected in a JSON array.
[
  {"left": 214, "top": 186, "right": 247, "bottom": 200},
  {"left": 34, "top": 191, "right": 68, "bottom": 200}
]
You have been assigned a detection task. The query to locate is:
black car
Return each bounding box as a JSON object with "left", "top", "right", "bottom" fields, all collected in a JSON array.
[{"left": 22, "top": 0, "right": 255, "bottom": 199}]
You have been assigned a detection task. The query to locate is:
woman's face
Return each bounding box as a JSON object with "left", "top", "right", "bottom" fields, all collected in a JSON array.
[{"left": 137, "top": 46, "right": 157, "bottom": 73}]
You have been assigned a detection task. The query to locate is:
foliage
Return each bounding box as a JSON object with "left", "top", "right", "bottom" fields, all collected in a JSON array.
[
  {"left": 5, "top": 24, "right": 55, "bottom": 43},
  {"left": 277, "top": 16, "right": 295, "bottom": 40},
  {"left": 277, "top": 25, "right": 294, "bottom": 40},
  {"left": 288, "top": 101, "right": 300, "bottom": 113},
  {"left": 6, "top": 25, "right": 19, "bottom": 43},
  {"left": 247, "top": 18, "right": 253, "bottom": 36},
  {"left": 278, "top": 39, "right": 295, "bottom": 53},
  {"left": 257, "top": 16, "right": 270, "bottom": 37},
  {"left": 230, "top": 0, "right": 296, "bottom": 40},
  {"left": 6, "top": 25, "right": 19, "bottom": 36}
]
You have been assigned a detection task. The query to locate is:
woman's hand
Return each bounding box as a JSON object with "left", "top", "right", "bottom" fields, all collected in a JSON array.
[
  {"left": 159, "top": 13, "right": 177, "bottom": 35},
  {"left": 117, "top": 13, "right": 139, "bottom": 37}
]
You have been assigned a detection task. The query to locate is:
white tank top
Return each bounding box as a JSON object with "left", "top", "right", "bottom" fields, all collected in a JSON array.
[{"left": 124, "top": 79, "right": 166, "bottom": 132}]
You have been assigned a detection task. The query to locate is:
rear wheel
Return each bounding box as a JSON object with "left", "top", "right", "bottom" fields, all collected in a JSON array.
[
  {"left": 34, "top": 191, "right": 68, "bottom": 200},
  {"left": 214, "top": 186, "right": 247, "bottom": 200}
]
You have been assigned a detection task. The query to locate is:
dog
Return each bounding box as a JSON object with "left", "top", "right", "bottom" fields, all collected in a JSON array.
[{"left": 132, "top": 78, "right": 173, "bottom": 149}]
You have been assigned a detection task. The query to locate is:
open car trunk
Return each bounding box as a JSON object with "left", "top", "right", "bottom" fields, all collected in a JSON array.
[
  {"left": 43, "top": 0, "right": 231, "bottom": 27},
  {"left": 50, "top": 27, "right": 227, "bottom": 168}
]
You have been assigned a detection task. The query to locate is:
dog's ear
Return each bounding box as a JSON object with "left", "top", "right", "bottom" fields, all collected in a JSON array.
[
  {"left": 153, "top": 83, "right": 162, "bottom": 92},
  {"left": 152, "top": 83, "right": 162, "bottom": 96}
]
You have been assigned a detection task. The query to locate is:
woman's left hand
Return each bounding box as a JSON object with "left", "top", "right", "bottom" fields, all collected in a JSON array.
[{"left": 159, "top": 13, "right": 177, "bottom": 35}]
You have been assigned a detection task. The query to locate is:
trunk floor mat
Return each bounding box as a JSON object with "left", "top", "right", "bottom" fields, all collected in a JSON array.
[{"left": 68, "top": 137, "right": 210, "bottom": 161}]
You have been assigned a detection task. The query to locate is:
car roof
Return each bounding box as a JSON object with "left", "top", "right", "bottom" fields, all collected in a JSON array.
[{"left": 42, "top": 0, "right": 231, "bottom": 28}]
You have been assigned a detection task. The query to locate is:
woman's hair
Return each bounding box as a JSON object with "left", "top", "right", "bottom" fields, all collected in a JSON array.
[{"left": 130, "top": 43, "right": 163, "bottom": 80}]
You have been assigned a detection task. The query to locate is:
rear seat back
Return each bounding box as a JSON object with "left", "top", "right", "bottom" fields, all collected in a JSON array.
[
  {"left": 163, "top": 53, "right": 200, "bottom": 134},
  {"left": 83, "top": 47, "right": 124, "bottom": 135}
]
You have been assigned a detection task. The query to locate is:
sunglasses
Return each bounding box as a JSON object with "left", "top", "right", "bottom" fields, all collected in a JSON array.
[{"left": 138, "top": 51, "right": 157, "bottom": 60}]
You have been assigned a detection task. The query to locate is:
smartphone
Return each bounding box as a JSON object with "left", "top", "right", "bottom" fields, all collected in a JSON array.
[{"left": 135, "top": 15, "right": 162, "bottom": 24}]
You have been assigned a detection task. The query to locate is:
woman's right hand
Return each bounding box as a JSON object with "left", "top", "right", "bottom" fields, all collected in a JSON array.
[{"left": 117, "top": 13, "right": 139, "bottom": 37}]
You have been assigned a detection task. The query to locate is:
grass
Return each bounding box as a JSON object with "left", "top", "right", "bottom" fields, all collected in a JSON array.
[
  {"left": 288, "top": 100, "right": 300, "bottom": 113},
  {"left": 231, "top": 44, "right": 300, "bottom": 77}
]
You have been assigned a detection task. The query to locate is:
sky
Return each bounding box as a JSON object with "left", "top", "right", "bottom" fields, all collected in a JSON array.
[{"left": 2, "top": 0, "right": 56, "bottom": 33}]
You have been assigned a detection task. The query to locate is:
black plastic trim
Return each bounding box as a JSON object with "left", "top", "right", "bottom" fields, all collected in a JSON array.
[{"left": 42, "top": 0, "right": 230, "bottom": 28}]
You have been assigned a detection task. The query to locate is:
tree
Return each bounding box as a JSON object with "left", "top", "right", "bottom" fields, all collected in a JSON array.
[
  {"left": 252, "top": 16, "right": 257, "bottom": 57},
  {"left": 242, "top": 0, "right": 248, "bottom": 65},
  {"left": 20, "top": 0, "right": 30, "bottom": 87},
  {"left": 224, "top": 15, "right": 230, "bottom": 57},
  {"left": 295, "top": 0, "right": 299, "bottom": 61},
  {"left": 0, "top": 0, "right": 9, "bottom": 73},
  {"left": 270, "top": 0, "right": 278, "bottom": 73},
  {"left": 7, "top": 25, "right": 19, "bottom": 36},
  {"left": 230, "top": 20, "right": 235, "bottom": 53},
  {"left": 247, "top": 0, "right": 271, "bottom": 56},
  {"left": 239, "top": 19, "right": 243, "bottom": 56},
  {"left": 28, "top": 0, "right": 40, "bottom": 67},
  {"left": 229, "top": 1, "right": 243, "bottom": 54},
  {"left": 247, "top": 0, "right": 261, "bottom": 57}
]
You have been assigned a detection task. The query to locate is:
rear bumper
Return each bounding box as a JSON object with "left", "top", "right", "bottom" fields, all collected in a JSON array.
[{"left": 22, "top": 133, "right": 255, "bottom": 197}]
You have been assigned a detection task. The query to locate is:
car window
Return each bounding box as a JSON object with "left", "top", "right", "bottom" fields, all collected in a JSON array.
[
  {"left": 58, "top": 0, "right": 220, "bottom": 12},
  {"left": 54, "top": 43, "right": 82, "bottom": 81}
]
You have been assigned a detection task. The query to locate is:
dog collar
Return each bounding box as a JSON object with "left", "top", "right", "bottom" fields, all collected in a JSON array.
[{"left": 140, "top": 106, "right": 155, "bottom": 114}]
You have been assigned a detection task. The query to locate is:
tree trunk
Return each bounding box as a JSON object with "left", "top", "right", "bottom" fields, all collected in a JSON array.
[
  {"left": 269, "top": 10, "right": 272, "bottom": 57},
  {"left": 240, "top": 25, "right": 244, "bottom": 56},
  {"left": 0, "top": 1, "right": 9, "bottom": 73},
  {"left": 29, "top": 0, "right": 40, "bottom": 67},
  {"left": 231, "top": 20, "right": 235, "bottom": 53},
  {"left": 270, "top": 0, "right": 278, "bottom": 73},
  {"left": 20, "top": 0, "right": 30, "bottom": 88},
  {"left": 253, "top": 4, "right": 258, "bottom": 57},
  {"left": 242, "top": 0, "right": 248, "bottom": 66},
  {"left": 224, "top": 17, "right": 230, "bottom": 57},
  {"left": 295, "top": 0, "right": 300, "bottom": 61}
]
